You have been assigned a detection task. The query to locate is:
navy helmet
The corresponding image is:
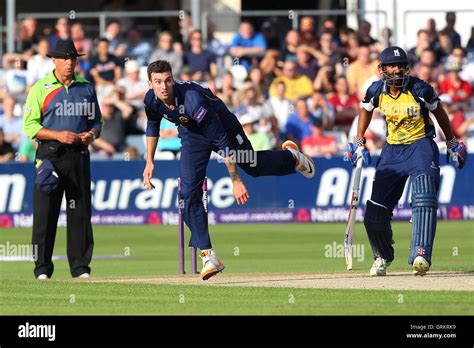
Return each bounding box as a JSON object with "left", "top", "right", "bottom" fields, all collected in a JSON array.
[{"left": 378, "top": 46, "right": 410, "bottom": 88}]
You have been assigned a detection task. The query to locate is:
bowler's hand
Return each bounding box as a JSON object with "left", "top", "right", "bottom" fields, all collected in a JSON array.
[
  {"left": 79, "top": 132, "right": 94, "bottom": 146},
  {"left": 57, "top": 131, "right": 81, "bottom": 145},
  {"left": 233, "top": 180, "right": 249, "bottom": 205},
  {"left": 143, "top": 162, "right": 155, "bottom": 189}
]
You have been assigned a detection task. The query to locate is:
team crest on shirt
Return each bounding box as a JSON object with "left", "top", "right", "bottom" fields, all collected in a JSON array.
[
  {"left": 24, "top": 106, "right": 31, "bottom": 116},
  {"left": 44, "top": 83, "right": 52, "bottom": 90},
  {"left": 179, "top": 116, "right": 188, "bottom": 124},
  {"left": 407, "top": 106, "right": 421, "bottom": 118}
]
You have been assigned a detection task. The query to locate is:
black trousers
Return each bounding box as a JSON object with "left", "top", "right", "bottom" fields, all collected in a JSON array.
[{"left": 32, "top": 142, "right": 94, "bottom": 278}]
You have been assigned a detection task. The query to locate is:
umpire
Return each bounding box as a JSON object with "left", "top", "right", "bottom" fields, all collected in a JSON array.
[{"left": 23, "top": 39, "right": 102, "bottom": 279}]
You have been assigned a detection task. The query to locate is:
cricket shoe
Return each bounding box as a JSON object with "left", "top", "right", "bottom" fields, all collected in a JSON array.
[
  {"left": 369, "top": 257, "right": 391, "bottom": 276},
  {"left": 200, "top": 249, "right": 225, "bottom": 280},
  {"left": 281, "top": 140, "right": 315, "bottom": 179},
  {"left": 36, "top": 274, "right": 49, "bottom": 280},
  {"left": 412, "top": 256, "right": 430, "bottom": 276}
]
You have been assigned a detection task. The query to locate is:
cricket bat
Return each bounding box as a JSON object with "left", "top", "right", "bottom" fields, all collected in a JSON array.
[{"left": 344, "top": 147, "right": 364, "bottom": 271}]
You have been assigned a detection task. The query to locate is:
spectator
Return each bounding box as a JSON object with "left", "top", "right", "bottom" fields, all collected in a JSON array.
[
  {"left": 149, "top": 31, "right": 183, "bottom": 75},
  {"left": 318, "top": 31, "right": 343, "bottom": 74},
  {"left": 0, "top": 101, "right": 23, "bottom": 150},
  {"left": 466, "top": 27, "right": 474, "bottom": 53},
  {"left": 184, "top": 30, "right": 217, "bottom": 81},
  {"left": 26, "top": 39, "right": 55, "bottom": 90},
  {"left": 451, "top": 46, "right": 474, "bottom": 83},
  {"left": 49, "top": 17, "right": 70, "bottom": 51},
  {"left": 0, "top": 128, "right": 15, "bottom": 162},
  {"left": 89, "top": 38, "right": 123, "bottom": 89},
  {"left": 235, "top": 82, "right": 266, "bottom": 121},
  {"left": 216, "top": 71, "right": 239, "bottom": 111},
  {"left": 425, "top": 18, "right": 439, "bottom": 48},
  {"left": 407, "top": 29, "right": 431, "bottom": 67},
  {"left": 267, "top": 81, "right": 292, "bottom": 133},
  {"left": 246, "top": 67, "right": 267, "bottom": 100},
  {"left": 441, "top": 12, "right": 461, "bottom": 47},
  {"left": 376, "top": 27, "right": 393, "bottom": 51},
  {"left": 299, "top": 16, "right": 318, "bottom": 47},
  {"left": 412, "top": 49, "right": 444, "bottom": 82},
  {"left": 18, "top": 138, "right": 36, "bottom": 162},
  {"left": 259, "top": 49, "right": 283, "bottom": 82},
  {"left": 1, "top": 56, "right": 28, "bottom": 118},
  {"left": 358, "top": 20, "right": 377, "bottom": 46},
  {"left": 117, "top": 59, "right": 148, "bottom": 109},
  {"left": 346, "top": 45, "right": 379, "bottom": 96},
  {"left": 261, "top": 21, "right": 281, "bottom": 50},
  {"left": 158, "top": 119, "right": 181, "bottom": 155},
  {"left": 285, "top": 97, "right": 316, "bottom": 143},
  {"left": 71, "top": 23, "right": 93, "bottom": 59},
  {"left": 239, "top": 113, "right": 271, "bottom": 151},
  {"left": 102, "top": 21, "right": 122, "bottom": 55},
  {"left": 301, "top": 118, "right": 337, "bottom": 157},
  {"left": 295, "top": 45, "right": 320, "bottom": 80},
  {"left": 125, "top": 28, "right": 153, "bottom": 67},
  {"left": 18, "top": 17, "right": 39, "bottom": 53},
  {"left": 92, "top": 96, "right": 133, "bottom": 157},
  {"left": 281, "top": 30, "right": 300, "bottom": 62},
  {"left": 206, "top": 21, "right": 229, "bottom": 74},
  {"left": 437, "top": 31, "right": 453, "bottom": 63},
  {"left": 439, "top": 57, "right": 472, "bottom": 104},
  {"left": 307, "top": 91, "right": 335, "bottom": 128},
  {"left": 322, "top": 19, "right": 340, "bottom": 46},
  {"left": 327, "top": 76, "right": 359, "bottom": 132},
  {"left": 179, "top": 66, "right": 193, "bottom": 81},
  {"left": 269, "top": 61, "right": 313, "bottom": 102},
  {"left": 230, "top": 21, "right": 267, "bottom": 71}
]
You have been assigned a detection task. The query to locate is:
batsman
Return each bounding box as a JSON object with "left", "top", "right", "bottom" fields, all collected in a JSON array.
[{"left": 345, "top": 46, "right": 467, "bottom": 276}]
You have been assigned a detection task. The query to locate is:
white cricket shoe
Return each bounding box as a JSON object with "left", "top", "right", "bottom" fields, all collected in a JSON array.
[
  {"left": 413, "top": 256, "right": 430, "bottom": 276},
  {"left": 282, "top": 140, "right": 315, "bottom": 179},
  {"left": 369, "top": 257, "right": 391, "bottom": 276},
  {"left": 37, "top": 274, "right": 49, "bottom": 280},
  {"left": 78, "top": 273, "right": 90, "bottom": 279},
  {"left": 200, "top": 249, "right": 225, "bottom": 281}
]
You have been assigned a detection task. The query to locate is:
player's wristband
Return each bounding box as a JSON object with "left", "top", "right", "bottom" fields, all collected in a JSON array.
[
  {"left": 354, "top": 136, "right": 366, "bottom": 147},
  {"left": 88, "top": 131, "right": 96, "bottom": 141},
  {"left": 446, "top": 137, "right": 458, "bottom": 150}
]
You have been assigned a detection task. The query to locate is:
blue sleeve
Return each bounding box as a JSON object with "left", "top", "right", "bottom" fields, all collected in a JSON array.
[
  {"left": 360, "top": 82, "right": 381, "bottom": 111},
  {"left": 418, "top": 82, "right": 440, "bottom": 111},
  {"left": 252, "top": 33, "right": 268, "bottom": 49},
  {"left": 184, "top": 89, "right": 231, "bottom": 151},
  {"left": 145, "top": 105, "right": 162, "bottom": 137},
  {"left": 230, "top": 34, "right": 241, "bottom": 48}
]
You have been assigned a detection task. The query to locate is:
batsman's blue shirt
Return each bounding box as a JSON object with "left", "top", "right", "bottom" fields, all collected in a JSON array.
[
  {"left": 145, "top": 81, "right": 242, "bottom": 151},
  {"left": 361, "top": 77, "right": 440, "bottom": 145}
]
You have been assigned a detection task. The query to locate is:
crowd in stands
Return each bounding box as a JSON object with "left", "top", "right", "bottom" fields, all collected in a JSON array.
[{"left": 1, "top": 12, "right": 473, "bottom": 162}]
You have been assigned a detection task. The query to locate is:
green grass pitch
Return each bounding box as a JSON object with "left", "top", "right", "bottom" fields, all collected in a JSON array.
[{"left": 0, "top": 221, "right": 472, "bottom": 315}]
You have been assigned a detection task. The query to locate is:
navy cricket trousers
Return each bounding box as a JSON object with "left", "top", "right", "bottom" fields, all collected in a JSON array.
[{"left": 178, "top": 125, "right": 296, "bottom": 250}]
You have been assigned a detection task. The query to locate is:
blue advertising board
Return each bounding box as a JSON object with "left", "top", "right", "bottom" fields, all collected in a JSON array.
[{"left": 0, "top": 155, "right": 472, "bottom": 227}]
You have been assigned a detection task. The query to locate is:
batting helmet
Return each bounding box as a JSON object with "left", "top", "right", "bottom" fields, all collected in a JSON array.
[{"left": 378, "top": 46, "right": 410, "bottom": 88}]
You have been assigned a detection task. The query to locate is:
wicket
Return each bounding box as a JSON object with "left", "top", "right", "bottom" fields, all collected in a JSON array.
[{"left": 178, "top": 177, "right": 208, "bottom": 274}]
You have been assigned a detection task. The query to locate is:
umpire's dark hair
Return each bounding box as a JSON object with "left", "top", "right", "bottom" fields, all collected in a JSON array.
[{"left": 147, "top": 60, "right": 173, "bottom": 80}]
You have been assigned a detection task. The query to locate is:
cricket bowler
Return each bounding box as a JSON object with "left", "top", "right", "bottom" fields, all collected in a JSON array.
[{"left": 142, "top": 60, "right": 315, "bottom": 280}]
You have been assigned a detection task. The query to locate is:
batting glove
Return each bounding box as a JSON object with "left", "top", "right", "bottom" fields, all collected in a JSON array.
[
  {"left": 446, "top": 138, "right": 467, "bottom": 169},
  {"left": 344, "top": 141, "right": 371, "bottom": 166}
]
